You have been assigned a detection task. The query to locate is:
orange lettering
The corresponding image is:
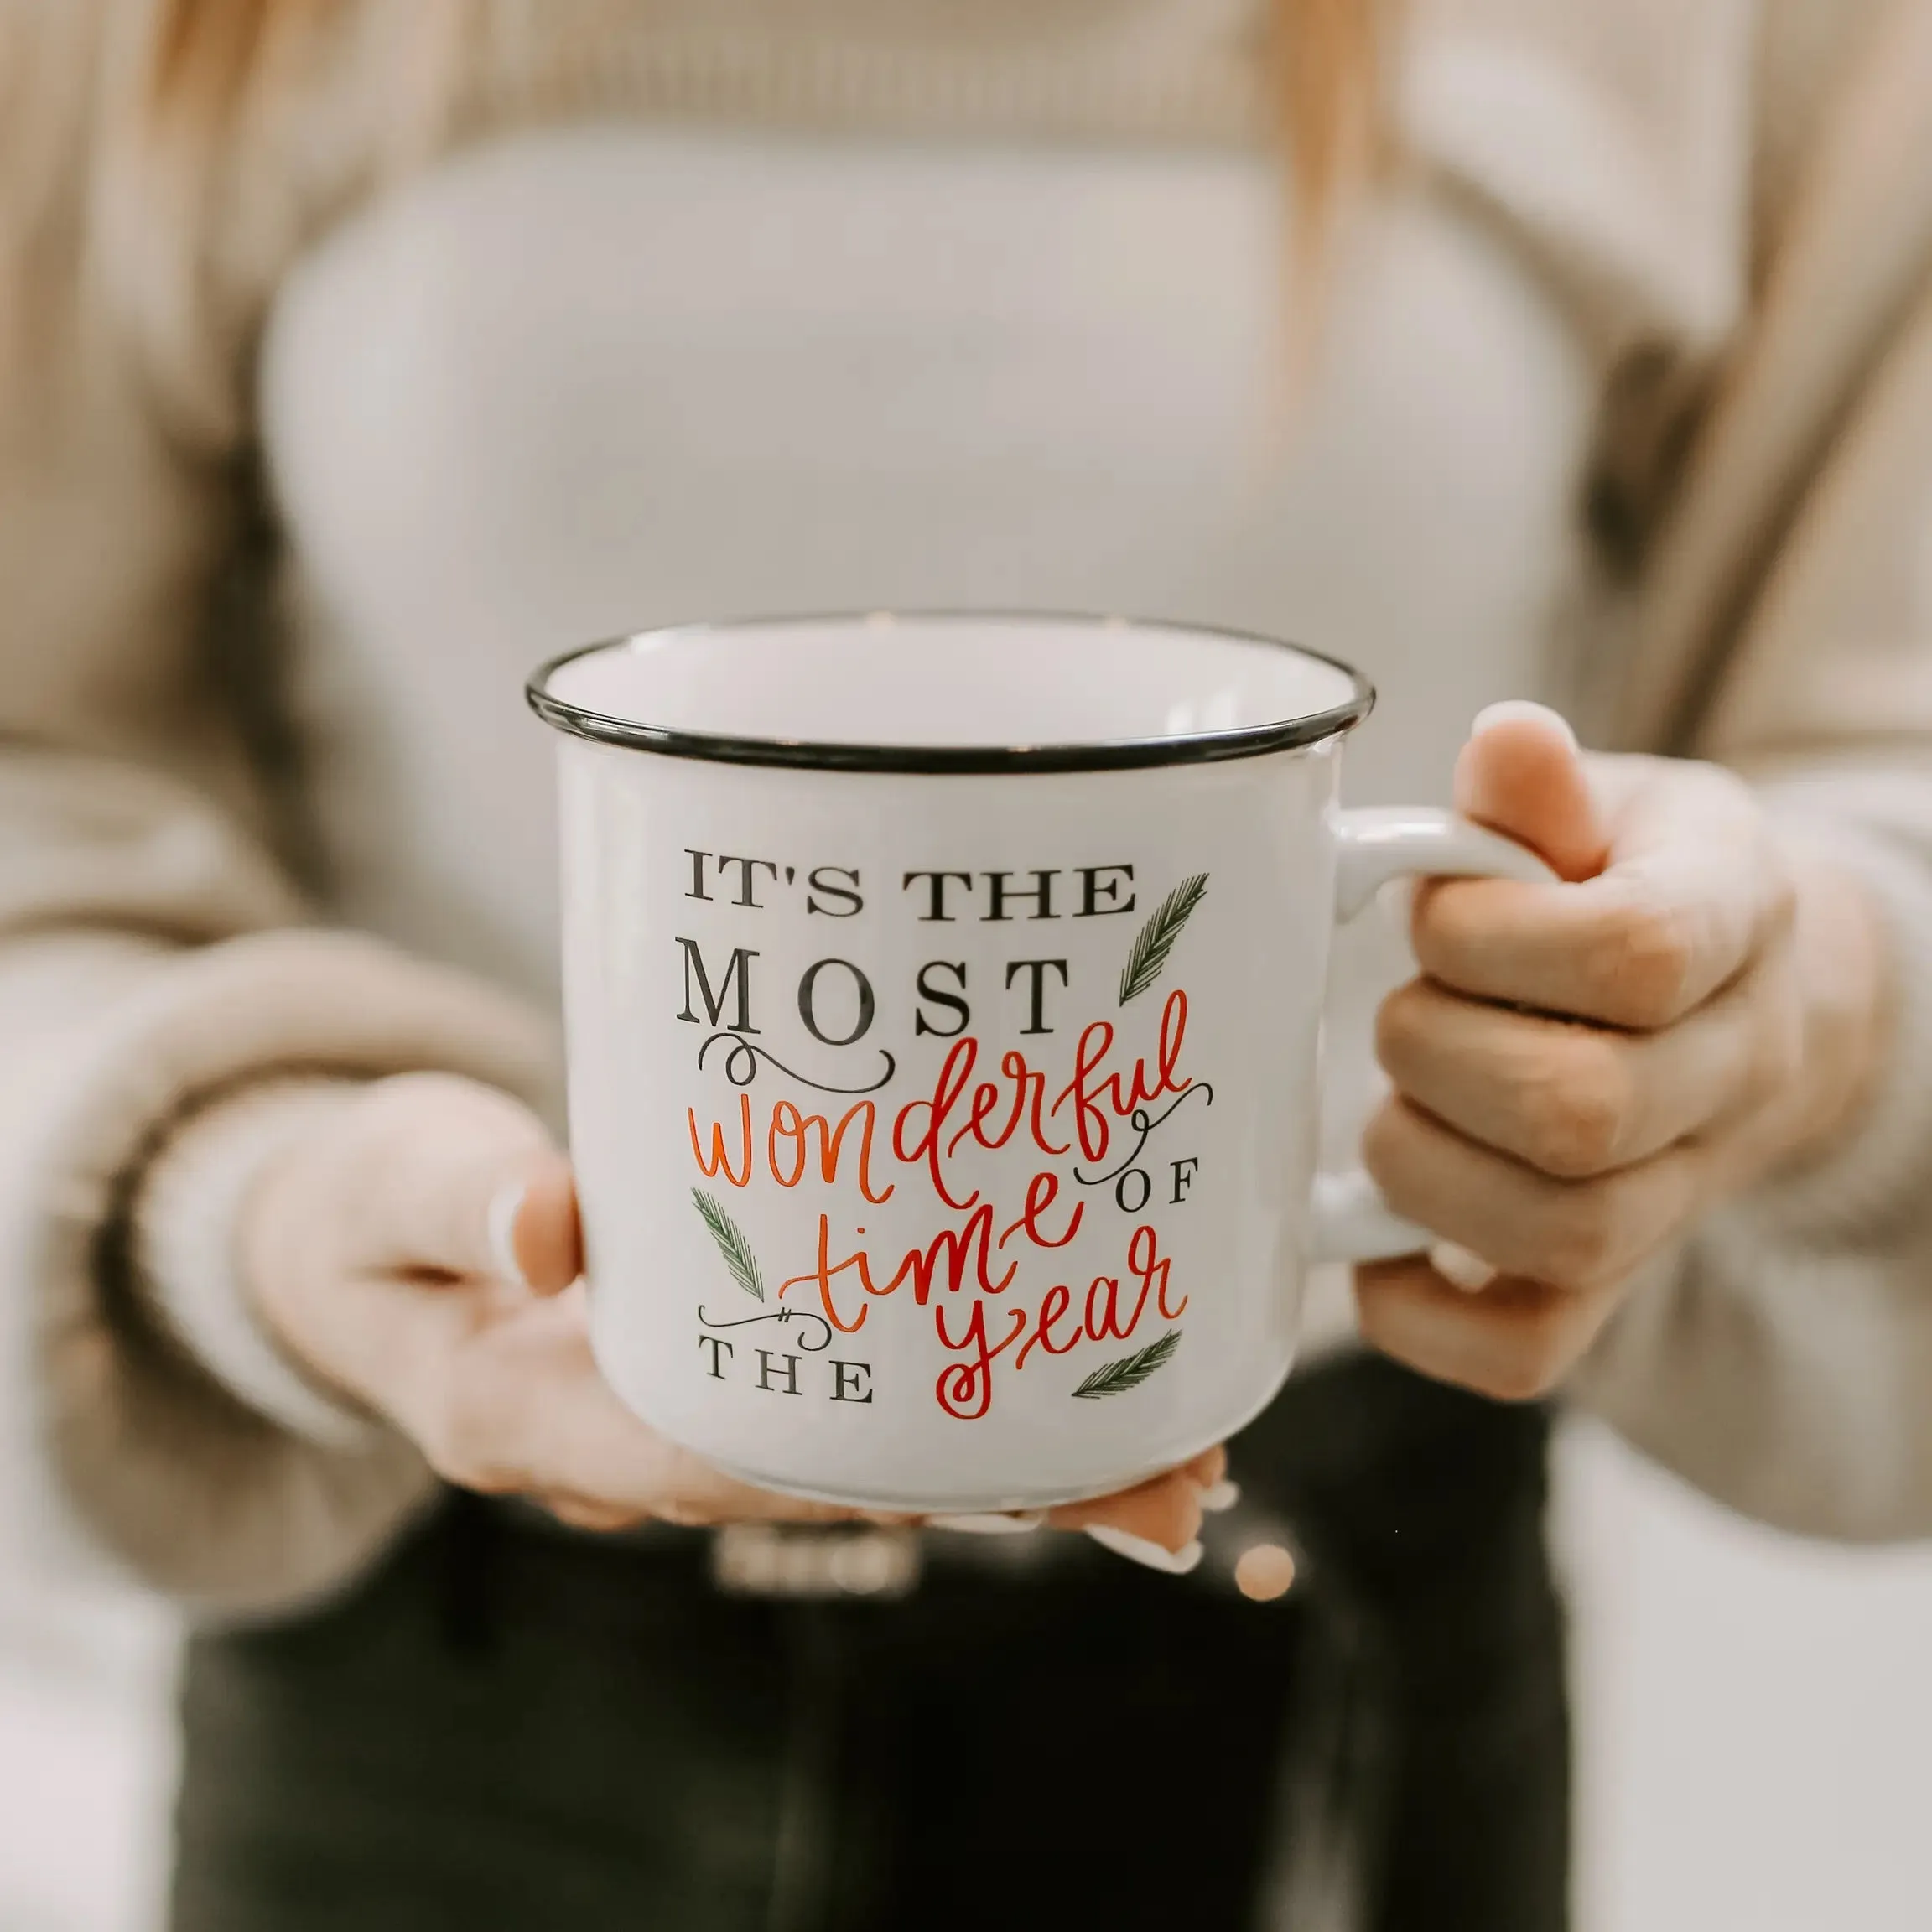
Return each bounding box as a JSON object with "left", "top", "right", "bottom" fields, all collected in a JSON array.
[
  {"left": 775, "top": 1216, "right": 869, "bottom": 1333},
  {"left": 688, "top": 1094, "right": 753, "bottom": 1187},
  {"left": 768, "top": 1100, "right": 894, "bottom": 1202}
]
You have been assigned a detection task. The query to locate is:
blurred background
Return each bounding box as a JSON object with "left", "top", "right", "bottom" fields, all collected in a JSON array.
[
  {"left": 8, "top": 1421, "right": 1930, "bottom": 1930},
  {"left": 4, "top": 5, "right": 1931, "bottom": 1924}
]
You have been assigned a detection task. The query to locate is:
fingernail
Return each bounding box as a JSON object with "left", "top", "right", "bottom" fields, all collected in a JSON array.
[
  {"left": 487, "top": 1182, "right": 530, "bottom": 1287},
  {"left": 929, "top": 1512, "right": 1046, "bottom": 1536},
  {"left": 1199, "top": 1480, "right": 1241, "bottom": 1514},
  {"left": 1085, "top": 1525, "right": 1205, "bottom": 1575},
  {"left": 1471, "top": 699, "right": 1577, "bottom": 750},
  {"left": 1431, "top": 1240, "right": 1498, "bottom": 1294}
]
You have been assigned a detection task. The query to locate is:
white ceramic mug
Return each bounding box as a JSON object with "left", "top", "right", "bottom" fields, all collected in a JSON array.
[{"left": 530, "top": 614, "right": 1550, "bottom": 1513}]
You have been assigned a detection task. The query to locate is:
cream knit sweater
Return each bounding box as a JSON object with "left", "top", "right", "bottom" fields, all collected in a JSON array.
[{"left": 6, "top": 0, "right": 1932, "bottom": 1617}]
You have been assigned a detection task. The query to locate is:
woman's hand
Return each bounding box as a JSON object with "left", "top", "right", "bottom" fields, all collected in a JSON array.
[
  {"left": 1355, "top": 704, "right": 1889, "bottom": 1403},
  {"left": 241, "top": 1073, "right": 1221, "bottom": 1558}
]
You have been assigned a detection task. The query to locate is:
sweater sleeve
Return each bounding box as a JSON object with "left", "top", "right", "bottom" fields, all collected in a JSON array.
[
  {"left": 1569, "top": 278, "right": 1932, "bottom": 1541},
  {"left": 0, "top": 4, "right": 559, "bottom": 1618}
]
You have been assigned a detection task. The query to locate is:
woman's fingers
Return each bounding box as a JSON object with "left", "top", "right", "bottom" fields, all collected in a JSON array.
[
  {"left": 1456, "top": 702, "right": 1610, "bottom": 885},
  {"left": 1356, "top": 725, "right": 1815, "bottom": 1424},
  {"left": 539, "top": 1493, "right": 653, "bottom": 1534},
  {"left": 1375, "top": 948, "right": 1800, "bottom": 1181},
  {"left": 423, "top": 1281, "right": 1228, "bottom": 1553},
  {"left": 1415, "top": 757, "right": 1793, "bottom": 1028},
  {"left": 258, "top": 1072, "right": 1237, "bottom": 1554},
  {"left": 1052, "top": 1478, "right": 1202, "bottom": 1566},
  {"left": 241, "top": 1072, "right": 584, "bottom": 1426},
  {"left": 410, "top": 1285, "right": 858, "bottom": 1525},
  {"left": 325, "top": 1073, "right": 580, "bottom": 1290},
  {"left": 1354, "top": 1258, "right": 1623, "bottom": 1403},
  {"left": 493, "top": 1157, "right": 584, "bottom": 1295},
  {"left": 1048, "top": 1445, "right": 1225, "bottom": 1570},
  {"left": 1362, "top": 1094, "right": 1705, "bottom": 1290},
  {"left": 301, "top": 1072, "right": 1236, "bottom": 1555}
]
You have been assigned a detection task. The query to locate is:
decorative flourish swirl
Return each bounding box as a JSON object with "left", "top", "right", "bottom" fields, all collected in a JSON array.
[
  {"left": 698, "top": 1305, "right": 835, "bottom": 1353},
  {"left": 1073, "top": 1083, "right": 1216, "bottom": 1187},
  {"left": 698, "top": 1031, "right": 896, "bottom": 1095}
]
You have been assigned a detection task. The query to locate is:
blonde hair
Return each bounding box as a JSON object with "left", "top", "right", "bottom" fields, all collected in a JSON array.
[
  {"left": 148, "top": 0, "right": 1387, "bottom": 243},
  {"left": 1274, "top": 0, "right": 1388, "bottom": 256},
  {"left": 127, "top": 0, "right": 1383, "bottom": 436},
  {"left": 146, "top": 0, "right": 333, "bottom": 138}
]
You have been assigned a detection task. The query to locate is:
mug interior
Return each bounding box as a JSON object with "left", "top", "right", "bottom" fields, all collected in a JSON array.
[{"left": 534, "top": 614, "right": 1368, "bottom": 768}]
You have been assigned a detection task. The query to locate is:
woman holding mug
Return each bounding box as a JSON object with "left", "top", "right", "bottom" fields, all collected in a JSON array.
[{"left": 4, "top": 1, "right": 1932, "bottom": 1926}]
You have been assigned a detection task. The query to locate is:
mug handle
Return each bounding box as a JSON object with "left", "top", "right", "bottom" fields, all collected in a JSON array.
[{"left": 1310, "top": 807, "right": 1556, "bottom": 1265}]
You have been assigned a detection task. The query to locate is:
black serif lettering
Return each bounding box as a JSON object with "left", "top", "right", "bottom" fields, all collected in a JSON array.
[
  {"left": 984, "top": 870, "right": 1057, "bottom": 921},
  {"left": 1077, "top": 865, "right": 1136, "bottom": 917},
  {"left": 797, "top": 958, "right": 876, "bottom": 1046},
  {"left": 914, "top": 961, "right": 970, "bottom": 1037},
  {"left": 807, "top": 867, "right": 864, "bottom": 917},
  {"left": 903, "top": 871, "right": 975, "bottom": 922},
  {"left": 1005, "top": 959, "right": 1069, "bottom": 1036},
  {"left": 676, "top": 938, "right": 759, "bottom": 1033},
  {"left": 756, "top": 1351, "right": 802, "bottom": 1395},
  {"left": 715, "top": 856, "right": 780, "bottom": 908},
  {"left": 830, "top": 1361, "right": 875, "bottom": 1404}
]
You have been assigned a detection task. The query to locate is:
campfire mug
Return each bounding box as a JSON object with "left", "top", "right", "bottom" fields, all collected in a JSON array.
[{"left": 529, "top": 613, "right": 1551, "bottom": 1512}]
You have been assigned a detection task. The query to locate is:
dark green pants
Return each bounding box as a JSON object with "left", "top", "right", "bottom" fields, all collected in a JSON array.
[{"left": 169, "top": 1358, "right": 1567, "bottom": 1932}]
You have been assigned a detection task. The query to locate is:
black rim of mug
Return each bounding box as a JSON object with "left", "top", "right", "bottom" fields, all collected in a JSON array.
[{"left": 526, "top": 611, "right": 1376, "bottom": 775}]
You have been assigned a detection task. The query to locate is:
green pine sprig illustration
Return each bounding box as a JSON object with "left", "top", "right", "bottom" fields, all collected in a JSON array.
[
  {"left": 692, "top": 1189, "right": 765, "bottom": 1302},
  {"left": 1117, "top": 873, "right": 1209, "bottom": 1005},
  {"left": 1071, "top": 1329, "right": 1182, "bottom": 1400}
]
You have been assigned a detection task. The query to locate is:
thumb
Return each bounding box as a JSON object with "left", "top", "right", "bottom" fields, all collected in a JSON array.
[
  {"left": 1454, "top": 701, "right": 1609, "bottom": 885},
  {"left": 346, "top": 1074, "right": 582, "bottom": 1294},
  {"left": 486, "top": 1154, "right": 584, "bottom": 1297}
]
